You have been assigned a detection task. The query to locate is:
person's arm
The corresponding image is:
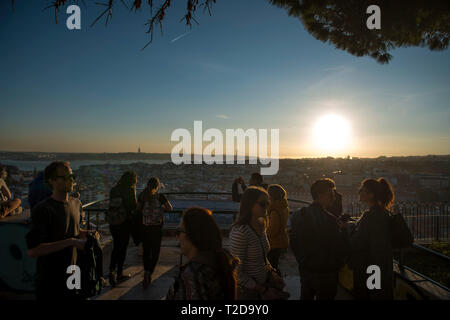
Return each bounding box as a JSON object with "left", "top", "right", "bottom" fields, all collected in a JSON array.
[
  {"left": 1, "top": 185, "right": 11, "bottom": 200},
  {"left": 230, "top": 227, "right": 257, "bottom": 289},
  {"left": 231, "top": 180, "right": 242, "bottom": 202},
  {"left": 28, "top": 238, "right": 85, "bottom": 258},
  {"left": 240, "top": 179, "right": 247, "bottom": 191},
  {"left": 280, "top": 207, "right": 289, "bottom": 234},
  {"left": 163, "top": 201, "right": 173, "bottom": 211},
  {"left": 266, "top": 210, "right": 280, "bottom": 240},
  {"left": 158, "top": 194, "right": 173, "bottom": 211}
]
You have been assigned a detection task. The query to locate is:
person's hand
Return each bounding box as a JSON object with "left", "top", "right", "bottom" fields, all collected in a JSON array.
[
  {"left": 71, "top": 192, "right": 80, "bottom": 199},
  {"left": 269, "top": 270, "right": 285, "bottom": 290},
  {"left": 80, "top": 230, "right": 100, "bottom": 241},
  {"left": 92, "top": 231, "right": 100, "bottom": 241}
]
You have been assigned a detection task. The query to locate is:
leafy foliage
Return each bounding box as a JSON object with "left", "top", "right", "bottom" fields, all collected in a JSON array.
[
  {"left": 270, "top": 0, "right": 450, "bottom": 63},
  {"left": 9, "top": 0, "right": 450, "bottom": 61}
]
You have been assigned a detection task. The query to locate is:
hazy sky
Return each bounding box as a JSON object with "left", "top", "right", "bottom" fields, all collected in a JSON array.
[{"left": 1, "top": 1, "right": 449, "bottom": 158}]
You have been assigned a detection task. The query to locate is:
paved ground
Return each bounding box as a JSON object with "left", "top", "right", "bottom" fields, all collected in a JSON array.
[{"left": 94, "top": 237, "right": 352, "bottom": 300}]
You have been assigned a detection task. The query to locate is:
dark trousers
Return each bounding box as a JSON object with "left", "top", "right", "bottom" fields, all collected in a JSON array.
[
  {"left": 300, "top": 270, "right": 338, "bottom": 300},
  {"left": 267, "top": 248, "right": 283, "bottom": 275},
  {"left": 35, "top": 275, "right": 85, "bottom": 301},
  {"left": 237, "top": 286, "right": 261, "bottom": 300},
  {"left": 109, "top": 220, "right": 131, "bottom": 274},
  {"left": 141, "top": 225, "right": 163, "bottom": 274}
]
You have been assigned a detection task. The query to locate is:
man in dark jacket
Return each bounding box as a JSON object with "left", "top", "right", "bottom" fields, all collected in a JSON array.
[
  {"left": 231, "top": 172, "right": 268, "bottom": 202},
  {"left": 290, "top": 178, "right": 348, "bottom": 300}
]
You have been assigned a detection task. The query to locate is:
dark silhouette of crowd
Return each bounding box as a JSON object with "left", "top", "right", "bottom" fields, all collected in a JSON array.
[{"left": 21, "top": 163, "right": 412, "bottom": 300}]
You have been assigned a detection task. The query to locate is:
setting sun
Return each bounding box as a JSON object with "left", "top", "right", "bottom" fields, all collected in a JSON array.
[{"left": 313, "top": 114, "right": 352, "bottom": 153}]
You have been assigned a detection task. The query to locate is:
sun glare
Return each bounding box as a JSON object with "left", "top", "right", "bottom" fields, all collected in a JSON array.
[{"left": 313, "top": 114, "right": 351, "bottom": 153}]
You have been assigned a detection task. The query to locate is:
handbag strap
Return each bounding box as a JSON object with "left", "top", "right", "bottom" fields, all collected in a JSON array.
[{"left": 247, "top": 224, "right": 269, "bottom": 266}]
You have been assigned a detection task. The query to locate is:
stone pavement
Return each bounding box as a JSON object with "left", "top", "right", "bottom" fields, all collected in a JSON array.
[{"left": 94, "top": 237, "right": 352, "bottom": 300}]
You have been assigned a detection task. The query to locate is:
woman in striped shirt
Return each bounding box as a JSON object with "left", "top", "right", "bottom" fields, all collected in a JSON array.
[{"left": 230, "top": 186, "right": 279, "bottom": 299}]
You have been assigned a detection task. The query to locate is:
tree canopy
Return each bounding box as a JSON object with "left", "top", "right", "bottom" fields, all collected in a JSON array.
[
  {"left": 270, "top": 0, "right": 450, "bottom": 63},
  {"left": 9, "top": 0, "right": 450, "bottom": 62}
]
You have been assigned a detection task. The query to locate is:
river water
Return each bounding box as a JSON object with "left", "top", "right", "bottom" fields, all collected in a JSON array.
[{"left": 0, "top": 159, "right": 170, "bottom": 171}]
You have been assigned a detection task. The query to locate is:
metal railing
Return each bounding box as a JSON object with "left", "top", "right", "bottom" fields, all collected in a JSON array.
[
  {"left": 346, "top": 202, "right": 450, "bottom": 242},
  {"left": 81, "top": 192, "right": 449, "bottom": 296},
  {"left": 81, "top": 192, "right": 311, "bottom": 231}
]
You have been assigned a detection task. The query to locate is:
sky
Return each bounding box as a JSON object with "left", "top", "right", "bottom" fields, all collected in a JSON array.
[{"left": 0, "top": 0, "right": 449, "bottom": 158}]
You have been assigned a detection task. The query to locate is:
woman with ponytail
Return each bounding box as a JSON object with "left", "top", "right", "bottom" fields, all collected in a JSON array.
[
  {"left": 166, "top": 207, "right": 239, "bottom": 300},
  {"left": 137, "top": 177, "right": 172, "bottom": 289},
  {"left": 348, "top": 178, "right": 395, "bottom": 300}
]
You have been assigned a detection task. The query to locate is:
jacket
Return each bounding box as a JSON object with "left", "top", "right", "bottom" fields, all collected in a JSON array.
[
  {"left": 267, "top": 199, "right": 289, "bottom": 249},
  {"left": 349, "top": 206, "right": 393, "bottom": 300},
  {"left": 290, "top": 203, "right": 349, "bottom": 274}
]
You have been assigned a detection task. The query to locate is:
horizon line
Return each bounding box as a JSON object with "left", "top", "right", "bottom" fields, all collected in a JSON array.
[{"left": 1, "top": 150, "right": 450, "bottom": 160}]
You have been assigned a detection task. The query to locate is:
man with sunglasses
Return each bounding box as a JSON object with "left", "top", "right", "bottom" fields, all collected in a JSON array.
[{"left": 26, "top": 161, "right": 97, "bottom": 300}]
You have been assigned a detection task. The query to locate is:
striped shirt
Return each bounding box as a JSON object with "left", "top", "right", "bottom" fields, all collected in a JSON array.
[{"left": 230, "top": 224, "right": 270, "bottom": 289}]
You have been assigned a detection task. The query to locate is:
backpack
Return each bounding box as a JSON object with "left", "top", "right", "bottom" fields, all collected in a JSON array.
[
  {"left": 141, "top": 195, "right": 164, "bottom": 226},
  {"left": 107, "top": 196, "right": 128, "bottom": 225},
  {"left": 390, "top": 213, "right": 414, "bottom": 249},
  {"left": 79, "top": 234, "right": 103, "bottom": 298}
]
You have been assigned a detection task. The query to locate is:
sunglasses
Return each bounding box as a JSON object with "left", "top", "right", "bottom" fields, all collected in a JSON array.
[
  {"left": 56, "top": 173, "right": 76, "bottom": 180},
  {"left": 175, "top": 228, "right": 186, "bottom": 237}
]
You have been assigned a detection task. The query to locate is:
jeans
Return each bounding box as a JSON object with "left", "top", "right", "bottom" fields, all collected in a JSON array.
[
  {"left": 109, "top": 220, "right": 131, "bottom": 274},
  {"left": 141, "top": 225, "right": 163, "bottom": 274}
]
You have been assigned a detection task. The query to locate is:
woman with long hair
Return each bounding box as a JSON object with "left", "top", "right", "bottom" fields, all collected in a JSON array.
[
  {"left": 107, "top": 171, "right": 138, "bottom": 285},
  {"left": 137, "top": 177, "right": 172, "bottom": 289},
  {"left": 266, "top": 184, "right": 289, "bottom": 275},
  {"left": 166, "top": 207, "right": 238, "bottom": 300},
  {"left": 230, "top": 186, "right": 285, "bottom": 300},
  {"left": 349, "top": 177, "right": 395, "bottom": 300}
]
